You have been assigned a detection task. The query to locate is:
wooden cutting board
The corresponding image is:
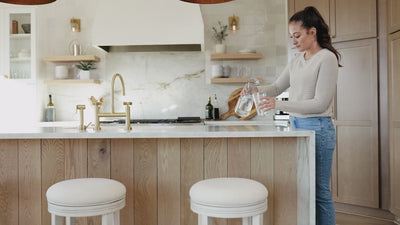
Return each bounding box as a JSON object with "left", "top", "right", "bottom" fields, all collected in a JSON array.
[{"left": 221, "top": 88, "right": 257, "bottom": 120}]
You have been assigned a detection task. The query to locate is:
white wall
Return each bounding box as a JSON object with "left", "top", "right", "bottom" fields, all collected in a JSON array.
[{"left": 32, "top": 0, "right": 287, "bottom": 122}]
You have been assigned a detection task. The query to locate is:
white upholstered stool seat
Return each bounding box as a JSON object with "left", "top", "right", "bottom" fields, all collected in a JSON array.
[
  {"left": 46, "top": 178, "right": 126, "bottom": 225},
  {"left": 190, "top": 177, "right": 268, "bottom": 225}
]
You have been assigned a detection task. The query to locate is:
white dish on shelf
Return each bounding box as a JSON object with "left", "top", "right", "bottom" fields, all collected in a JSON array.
[{"left": 238, "top": 49, "right": 256, "bottom": 54}]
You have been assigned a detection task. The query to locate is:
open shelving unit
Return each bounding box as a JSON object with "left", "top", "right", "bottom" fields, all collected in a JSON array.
[
  {"left": 43, "top": 55, "right": 100, "bottom": 63},
  {"left": 210, "top": 53, "right": 263, "bottom": 83},
  {"left": 43, "top": 79, "right": 101, "bottom": 85},
  {"left": 43, "top": 55, "right": 101, "bottom": 84},
  {"left": 210, "top": 77, "right": 263, "bottom": 84},
  {"left": 210, "top": 53, "right": 263, "bottom": 61}
]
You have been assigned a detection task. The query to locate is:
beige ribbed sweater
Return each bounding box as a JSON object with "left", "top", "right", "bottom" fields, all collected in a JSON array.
[{"left": 258, "top": 48, "right": 338, "bottom": 118}]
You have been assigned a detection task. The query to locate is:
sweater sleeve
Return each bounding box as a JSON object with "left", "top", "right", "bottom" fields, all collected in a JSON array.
[
  {"left": 275, "top": 53, "right": 338, "bottom": 114},
  {"left": 258, "top": 64, "right": 290, "bottom": 97}
]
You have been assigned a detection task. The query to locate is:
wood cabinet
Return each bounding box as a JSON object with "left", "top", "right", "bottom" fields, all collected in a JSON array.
[
  {"left": 388, "top": 30, "right": 400, "bottom": 219},
  {"left": 288, "top": 0, "right": 380, "bottom": 210},
  {"left": 332, "top": 38, "right": 379, "bottom": 208},
  {"left": 388, "top": 0, "right": 400, "bottom": 33},
  {"left": 288, "top": 0, "right": 377, "bottom": 43}
]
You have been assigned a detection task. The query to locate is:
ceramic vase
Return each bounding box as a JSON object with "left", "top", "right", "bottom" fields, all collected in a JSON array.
[
  {"left": 79, "top": 70, "right": 90, "bottom": 79},
  {"left": 215, "top": 44, "right": 227, "bottom": 54}
]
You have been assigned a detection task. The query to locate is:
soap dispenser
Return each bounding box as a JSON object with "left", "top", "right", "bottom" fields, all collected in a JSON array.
[{"left": 45, "top": 94, "right": 56, "bottom": 122}]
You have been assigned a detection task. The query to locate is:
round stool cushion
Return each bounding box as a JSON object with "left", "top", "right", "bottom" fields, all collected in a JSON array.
[
  {"left": 190, "top": 177, "right": 268, "bottom": 208},
  {"left": 46, "top": 178, "right": 126, "bottom": 207}
]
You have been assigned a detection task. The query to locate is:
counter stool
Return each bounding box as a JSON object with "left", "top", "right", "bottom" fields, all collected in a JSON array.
[
  {"left": 46, "top": 178, "right": 126, "bottom": 225},
  {"left": 190, "top": 177, "right": 268, "bottom": 225}
]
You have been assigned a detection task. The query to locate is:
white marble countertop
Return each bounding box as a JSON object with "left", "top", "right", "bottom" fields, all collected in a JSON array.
[{"left": 0, "top": 121, "right": 312, "bottom": 139}]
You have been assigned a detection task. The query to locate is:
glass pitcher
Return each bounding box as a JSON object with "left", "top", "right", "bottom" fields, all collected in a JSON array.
[{"left": 234, "top": 78, "right": 260, "bottom": 117}]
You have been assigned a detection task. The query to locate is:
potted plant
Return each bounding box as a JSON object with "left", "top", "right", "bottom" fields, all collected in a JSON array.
[
  {"left": 212, "top": 21, "right": 228, "bottom": 54},
  {"left": 75, "top": 61, "right": 95, "bottom": 79}
]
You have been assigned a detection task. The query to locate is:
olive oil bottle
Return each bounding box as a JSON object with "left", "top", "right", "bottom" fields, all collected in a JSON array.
[
  {"left": 205, "top": 96, "right": 213, "bottom": 120},
  {"left": 45, "top": 94, "right": 56, "bottom": 122}
]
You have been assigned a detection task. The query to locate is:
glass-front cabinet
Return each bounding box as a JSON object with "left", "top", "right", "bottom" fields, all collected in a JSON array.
[{"left": 0, "top": 6, "right": 36, "bottom": 81}]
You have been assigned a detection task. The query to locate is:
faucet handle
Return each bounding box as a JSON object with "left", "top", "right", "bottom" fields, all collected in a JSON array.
[
  {"left": 76, "top": 104, "right": 86, "bottom": 110},
  {"left": 123, "top": 101, "right": 132, "bottom": 106}
]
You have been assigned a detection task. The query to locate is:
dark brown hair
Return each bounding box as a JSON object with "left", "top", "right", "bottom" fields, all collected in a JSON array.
[{"left": 290, "top": 6, "right": 342, "bottom": 67}]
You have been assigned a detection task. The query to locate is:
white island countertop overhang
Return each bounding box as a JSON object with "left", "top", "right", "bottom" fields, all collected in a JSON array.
[{"left": 0, "top": 122, "right": 314, "bottom": 139}]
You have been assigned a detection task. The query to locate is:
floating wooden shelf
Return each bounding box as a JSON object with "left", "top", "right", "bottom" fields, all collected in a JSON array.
[
  {"left": 210, "top": 53, "right": 263, "bottom": 60},
  {"left": 43, "top": 55, "right": 100, "bottom": 63},
  {"left": 210, "top": 77, "right": 262, "bottom": 84},
  {"left": 44, "top": 79, "right": 101, "bottom": 85}
]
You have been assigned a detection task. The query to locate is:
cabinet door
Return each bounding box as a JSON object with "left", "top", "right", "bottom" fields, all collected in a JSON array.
[
  {"left": 388, "top": 0, "right": 400, "bottom": 34},
  {"left": 288, "top": 0, "right": 331, "bottom": 27},
  {"left": 3, "top": 7, "right": 36, "bottom": 80},
  {"left": 332, "top": 0, "right": 376, "bottom": 42},
  {"left": 288, "top": 0, "right": 376, "bottom": 43},
  {"left": 389, "top": 31, "right": 400, "bottom": 218},
  {"left": 333, "top": 38, "right": 379, "bottom": 208}
]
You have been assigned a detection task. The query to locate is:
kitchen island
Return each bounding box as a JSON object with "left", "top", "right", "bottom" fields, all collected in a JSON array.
[{"left": 0, "top": 123, "right": 315, "bottom": 225}]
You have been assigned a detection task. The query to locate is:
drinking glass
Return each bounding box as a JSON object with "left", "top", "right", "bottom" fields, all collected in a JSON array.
[{"left": 253, "top": 92, "right": 267, "bottom": 116}]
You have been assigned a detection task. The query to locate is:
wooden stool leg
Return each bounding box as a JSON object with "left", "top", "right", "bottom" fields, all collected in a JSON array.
[
  {"left": 198, "top": 214, "right": 212, "bottom": 225},
  {"left": 251, "top": 215, "right": 262, "bottom": 225},
  {"left": 112, "top": 211, "right": 120, "bottom": 225},
  {"left": 51, "top": 214, "right": 63, "bottom": 225},
  {"left": 243, "top": 217, "right": 251, "bottom": 225}
]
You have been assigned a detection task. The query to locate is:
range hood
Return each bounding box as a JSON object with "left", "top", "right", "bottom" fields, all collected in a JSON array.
[{"left": 92, "top": 0, "right": 204, "bottom": 52}]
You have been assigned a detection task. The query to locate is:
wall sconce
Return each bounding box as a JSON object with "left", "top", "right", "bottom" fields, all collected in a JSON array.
[
  {"left": 229, "top": 15, "right": 239, "bottom": 31},
  {"left": 70, "top": 18, "right": 81, "bottom": 32}
]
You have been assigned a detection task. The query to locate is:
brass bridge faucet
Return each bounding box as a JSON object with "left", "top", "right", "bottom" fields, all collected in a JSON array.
[{"left": 92, "top": 73, "right": 132, "bottom": 131}]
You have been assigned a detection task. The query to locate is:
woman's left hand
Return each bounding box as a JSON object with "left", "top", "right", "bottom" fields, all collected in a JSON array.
[{"left": 258, "top": 96, "right": 276, "bottom": 111}]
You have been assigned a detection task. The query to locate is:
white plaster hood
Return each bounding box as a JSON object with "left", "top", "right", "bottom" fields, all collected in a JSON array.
[{"left": 92, "top": 0, "right": 204, "bottom": 52}]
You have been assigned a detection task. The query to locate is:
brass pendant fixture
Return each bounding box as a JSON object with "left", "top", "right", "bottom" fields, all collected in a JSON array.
[
  {"left": 180, "top": 0, "right": 233, "bottom": 4},
  {"left": 0, "top": 0, "right": 56, "bottom": 5}
]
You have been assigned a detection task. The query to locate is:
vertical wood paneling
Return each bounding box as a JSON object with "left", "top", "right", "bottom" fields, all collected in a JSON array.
[
  {"left": 204, "top": 138, "right": 227, "bottom": 225},
  {"left": 41, "top": 139, "right": 65, "bottom": 225},
  {"left": 65, "top": 139, "right": 88, "bottom": 179},
  {"left": 88, "top": 139, "right": 111, "bottom": 225},
  {"left": 274, "top": 138, "right": 297, "bottom": 225},
  {"left": 0, "top": 140, "right": 18, "bottom": 225},
  {"left": 134, "top": 139, "right": 158, "bottom": 225},
  {"left": 251, "top": 138, "right": 274, "bottom": 225},
  {"left": 204, "top": 138, "right": 227, "bottom": 178},
  {"left": 227, "top": 138, "right": 251, "bottom": 225},
  {"left": 111, "top": 139, "right": 134, "bottom": 225},
  {"left": 227, "top": 138, "right": 251, "bottom": 178},
  {"left": 158, "top": 139, "right": 181, "bottom": 225},
  {"left": 65, "top": 139, "right": 88, "bottom": 225},
  {"left": 180, "top": 138, "right": 204, "bottom": 225},
  {"left": 18, "top": 139, "right": 41, "bottom": 225},
  {"left": 88, "top": 139, "right": 110, "bottom": 178}
]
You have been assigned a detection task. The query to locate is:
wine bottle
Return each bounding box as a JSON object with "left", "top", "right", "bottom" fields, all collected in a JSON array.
[
  {"left": 213, "top": 94, "right": 220, "bottom": 120},
  {"left": 205, "top": 96, "right": 213, "bottom": 120},
  {"left": 45, "top": 94, "right": 56, "bottom": 122}
]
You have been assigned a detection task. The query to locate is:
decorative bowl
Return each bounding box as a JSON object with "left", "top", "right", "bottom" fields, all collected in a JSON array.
[{"left": 21, "top": 24, "right": 31, "bottom": 34}]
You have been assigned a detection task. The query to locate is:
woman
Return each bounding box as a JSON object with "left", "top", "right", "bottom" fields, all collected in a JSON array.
[{"left": 256, "top": 6, "right": 340, "bottom": 225}]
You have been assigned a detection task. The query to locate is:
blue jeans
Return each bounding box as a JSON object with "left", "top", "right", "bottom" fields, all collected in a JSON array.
[{"left": 290, "top": 116, "right": 336, "bottom": 225}]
